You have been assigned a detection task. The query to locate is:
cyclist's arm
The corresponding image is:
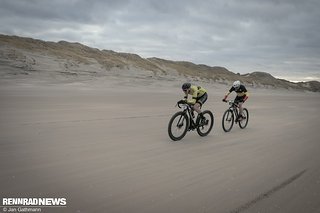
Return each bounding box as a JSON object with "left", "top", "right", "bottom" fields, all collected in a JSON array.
[
  {"left": 224, "top": 87, "right": 234, "bottom": 100},
  {"left": 242, "top": 86, "right": 249, "bottom": 101},
  {"left": 186, "top": 87, "right": 198, "bottom": 105},
  {"left": 243, "top": 91, "right": 249, "bottom": 102},
  {"left": 187, "top": 96, "right": 197, "bottom": 105},
  {"left": 182, "top": 91, "right": 188, "bottom": 101},
  {"left": 225, "top": 91, "right": 231, "bottom": 97}
]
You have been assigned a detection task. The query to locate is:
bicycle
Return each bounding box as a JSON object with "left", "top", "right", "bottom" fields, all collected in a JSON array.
[
  {"left": 222, "top": 100, "right": 249, "bottom": 132},
  {"left": 168, "top": 101, "right": 214, "bottom": 141}
]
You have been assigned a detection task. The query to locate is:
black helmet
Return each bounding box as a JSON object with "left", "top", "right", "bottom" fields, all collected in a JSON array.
[{"left": 182, "top": 82, "right": 191, "bottom": 91}]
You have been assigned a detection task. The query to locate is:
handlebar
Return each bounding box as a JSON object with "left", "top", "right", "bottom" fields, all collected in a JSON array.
[
  {"left": 176, "top": 101, "right": 192, "bottom": 109},
  {"left": 223, "top": 100, "right": 239, "bottom": 107}
]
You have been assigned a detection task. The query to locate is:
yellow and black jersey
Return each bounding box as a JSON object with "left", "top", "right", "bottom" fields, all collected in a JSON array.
[
  {"left": 185, "top": 85, "right": 207, "bottom": 104},
  {"left": 229, "top": 85, "right": 247, "bottom": 97}
]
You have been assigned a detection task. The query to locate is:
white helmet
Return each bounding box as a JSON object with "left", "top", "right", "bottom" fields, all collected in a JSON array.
[{"left": 233, "top": 80, "right": 241, "bottom": 89}]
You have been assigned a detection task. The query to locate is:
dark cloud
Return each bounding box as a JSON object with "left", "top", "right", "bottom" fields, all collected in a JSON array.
[{"left": 0, "top": 0, "right": 319, "bottom": 81}]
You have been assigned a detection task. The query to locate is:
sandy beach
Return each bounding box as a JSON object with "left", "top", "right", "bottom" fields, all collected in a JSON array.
[{"left": 0, "top": 79, "right": 320, "bottom": 213}]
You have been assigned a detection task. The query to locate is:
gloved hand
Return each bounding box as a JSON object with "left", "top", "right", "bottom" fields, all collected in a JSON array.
[
  {"left": 222, "top": 95, "right": 228, "bottom": 102},
  {"left": 177, "top": 99, "right": 187, "bottom": 105}
]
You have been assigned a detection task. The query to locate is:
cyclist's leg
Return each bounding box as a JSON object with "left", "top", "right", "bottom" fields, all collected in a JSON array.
[
  {"left": 193, "top": 103, "right": 202, "bottom": 114},
  {"left": 195, "top": 93, "right": 208, "bottom": 115},
  {"left": 237, "top": 96, "right": 246, "bottom": 119},
  {"left": 234, "top": 96, "right": 243, "bottom": 121},
  {"left": 238, "top": 102, "right": 244, "bottom": 117}
]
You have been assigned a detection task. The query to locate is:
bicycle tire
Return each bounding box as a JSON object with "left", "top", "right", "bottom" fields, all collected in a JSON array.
[
  {"left": 168, "top": 111, "right": 189, "bottom": 141},
  {"left": 196, "top": 110, "right": 214, "bottom": 137},
  {"left": 239, "top": 108, "right": 249, "bottom": 129},
  {"left": 222, "top": 109, "right": 234, "bottom": 132}
]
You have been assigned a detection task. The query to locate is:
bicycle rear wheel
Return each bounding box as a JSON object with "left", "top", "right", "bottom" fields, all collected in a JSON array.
[
  {"left": 196, "top": 110, "right": 214, "bottom": 137},
  {"left": 239, "top": 108, "right": 249, "bottom": 129},
  {"left": 168, "top": 111, "right": 189, "bottom": 141},
  {"left": 222, "top": 109, "right": 234, "bottom": 132}
]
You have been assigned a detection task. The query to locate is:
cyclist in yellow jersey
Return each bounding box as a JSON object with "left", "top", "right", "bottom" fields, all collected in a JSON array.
[
  {"left": 179, "top": 83, "right": 208, "bottom": 120},
  {"left": 223, "top": 80, "right": 249, "bottom": 121}
]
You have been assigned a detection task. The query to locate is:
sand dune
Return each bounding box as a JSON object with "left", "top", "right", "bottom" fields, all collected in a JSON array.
[
  {"left": 0, "top": 79, "right": 319, "bottom": 213},
  {"left": 1, "top": 34, "right": 320, "bottom": 92}
]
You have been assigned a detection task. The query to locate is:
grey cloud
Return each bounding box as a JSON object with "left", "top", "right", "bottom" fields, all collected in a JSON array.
[{"left": 0, "top": 0, "right": 319, "bottom": 81}]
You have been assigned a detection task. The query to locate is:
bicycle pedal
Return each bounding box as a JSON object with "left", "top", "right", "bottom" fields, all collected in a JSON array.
[{"left": 188, "top": 125, "right": 195, "bottom": 131}]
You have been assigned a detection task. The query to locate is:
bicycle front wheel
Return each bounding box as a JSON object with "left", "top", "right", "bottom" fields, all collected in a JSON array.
[
  {"left": 196, "top": 110, "right": 214, "bottom": 137},
  {"left": 168, "top": 111, "right": 189, "bottom": 141},
  {"left": 222, "top": 109, "right": 234, "bottom": 132},
  {"left": 239, "top": 108, "right": 249, "bottom": 129}
]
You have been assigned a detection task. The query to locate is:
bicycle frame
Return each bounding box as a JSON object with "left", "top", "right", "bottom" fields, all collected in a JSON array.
[
  {"left": 179, "top": 103, "right": 196, "bottom": 129},
  {"left": 228, "top": 101, "right": 240, "bottom": 119},
  {"left": 222, "top": 99, "right": 249, "bottom": 132},
  {"left": 168, "top": 101, "right": 214, "bottom": 140}
]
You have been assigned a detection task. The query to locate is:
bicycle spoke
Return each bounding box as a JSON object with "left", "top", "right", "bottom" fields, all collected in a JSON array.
[
  {"left": 197, "top": 110, "right": 214, "bottom": 137},
  {"left": 222, "top": 110, "right": 234, "bottom": 132},
  {"left": 168, "top": 112, "right": 189, "bottom": 141},
  {"left": 239, "top": 108, "right": 249, "bottom": 129}
]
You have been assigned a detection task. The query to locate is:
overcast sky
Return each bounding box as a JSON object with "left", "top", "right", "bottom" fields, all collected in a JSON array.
[{"left": 0, "top": 0, "right": 319, "bottom": 82}]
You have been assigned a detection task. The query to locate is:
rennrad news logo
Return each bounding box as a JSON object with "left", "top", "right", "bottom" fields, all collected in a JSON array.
[
  {"left": 2, "top": 198, "right": 67, "bottom": 212},
  {"left": 2, "top": 198, "right": 67, "bottom": 206}
]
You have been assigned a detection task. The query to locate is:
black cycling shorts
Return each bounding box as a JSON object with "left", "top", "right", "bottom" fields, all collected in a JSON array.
[
  {"left": 234, "top": 95, "right": 246, "bottom": 103},
  {"left": 196, "top": 93, "right": 208, "bottom": 106}
]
